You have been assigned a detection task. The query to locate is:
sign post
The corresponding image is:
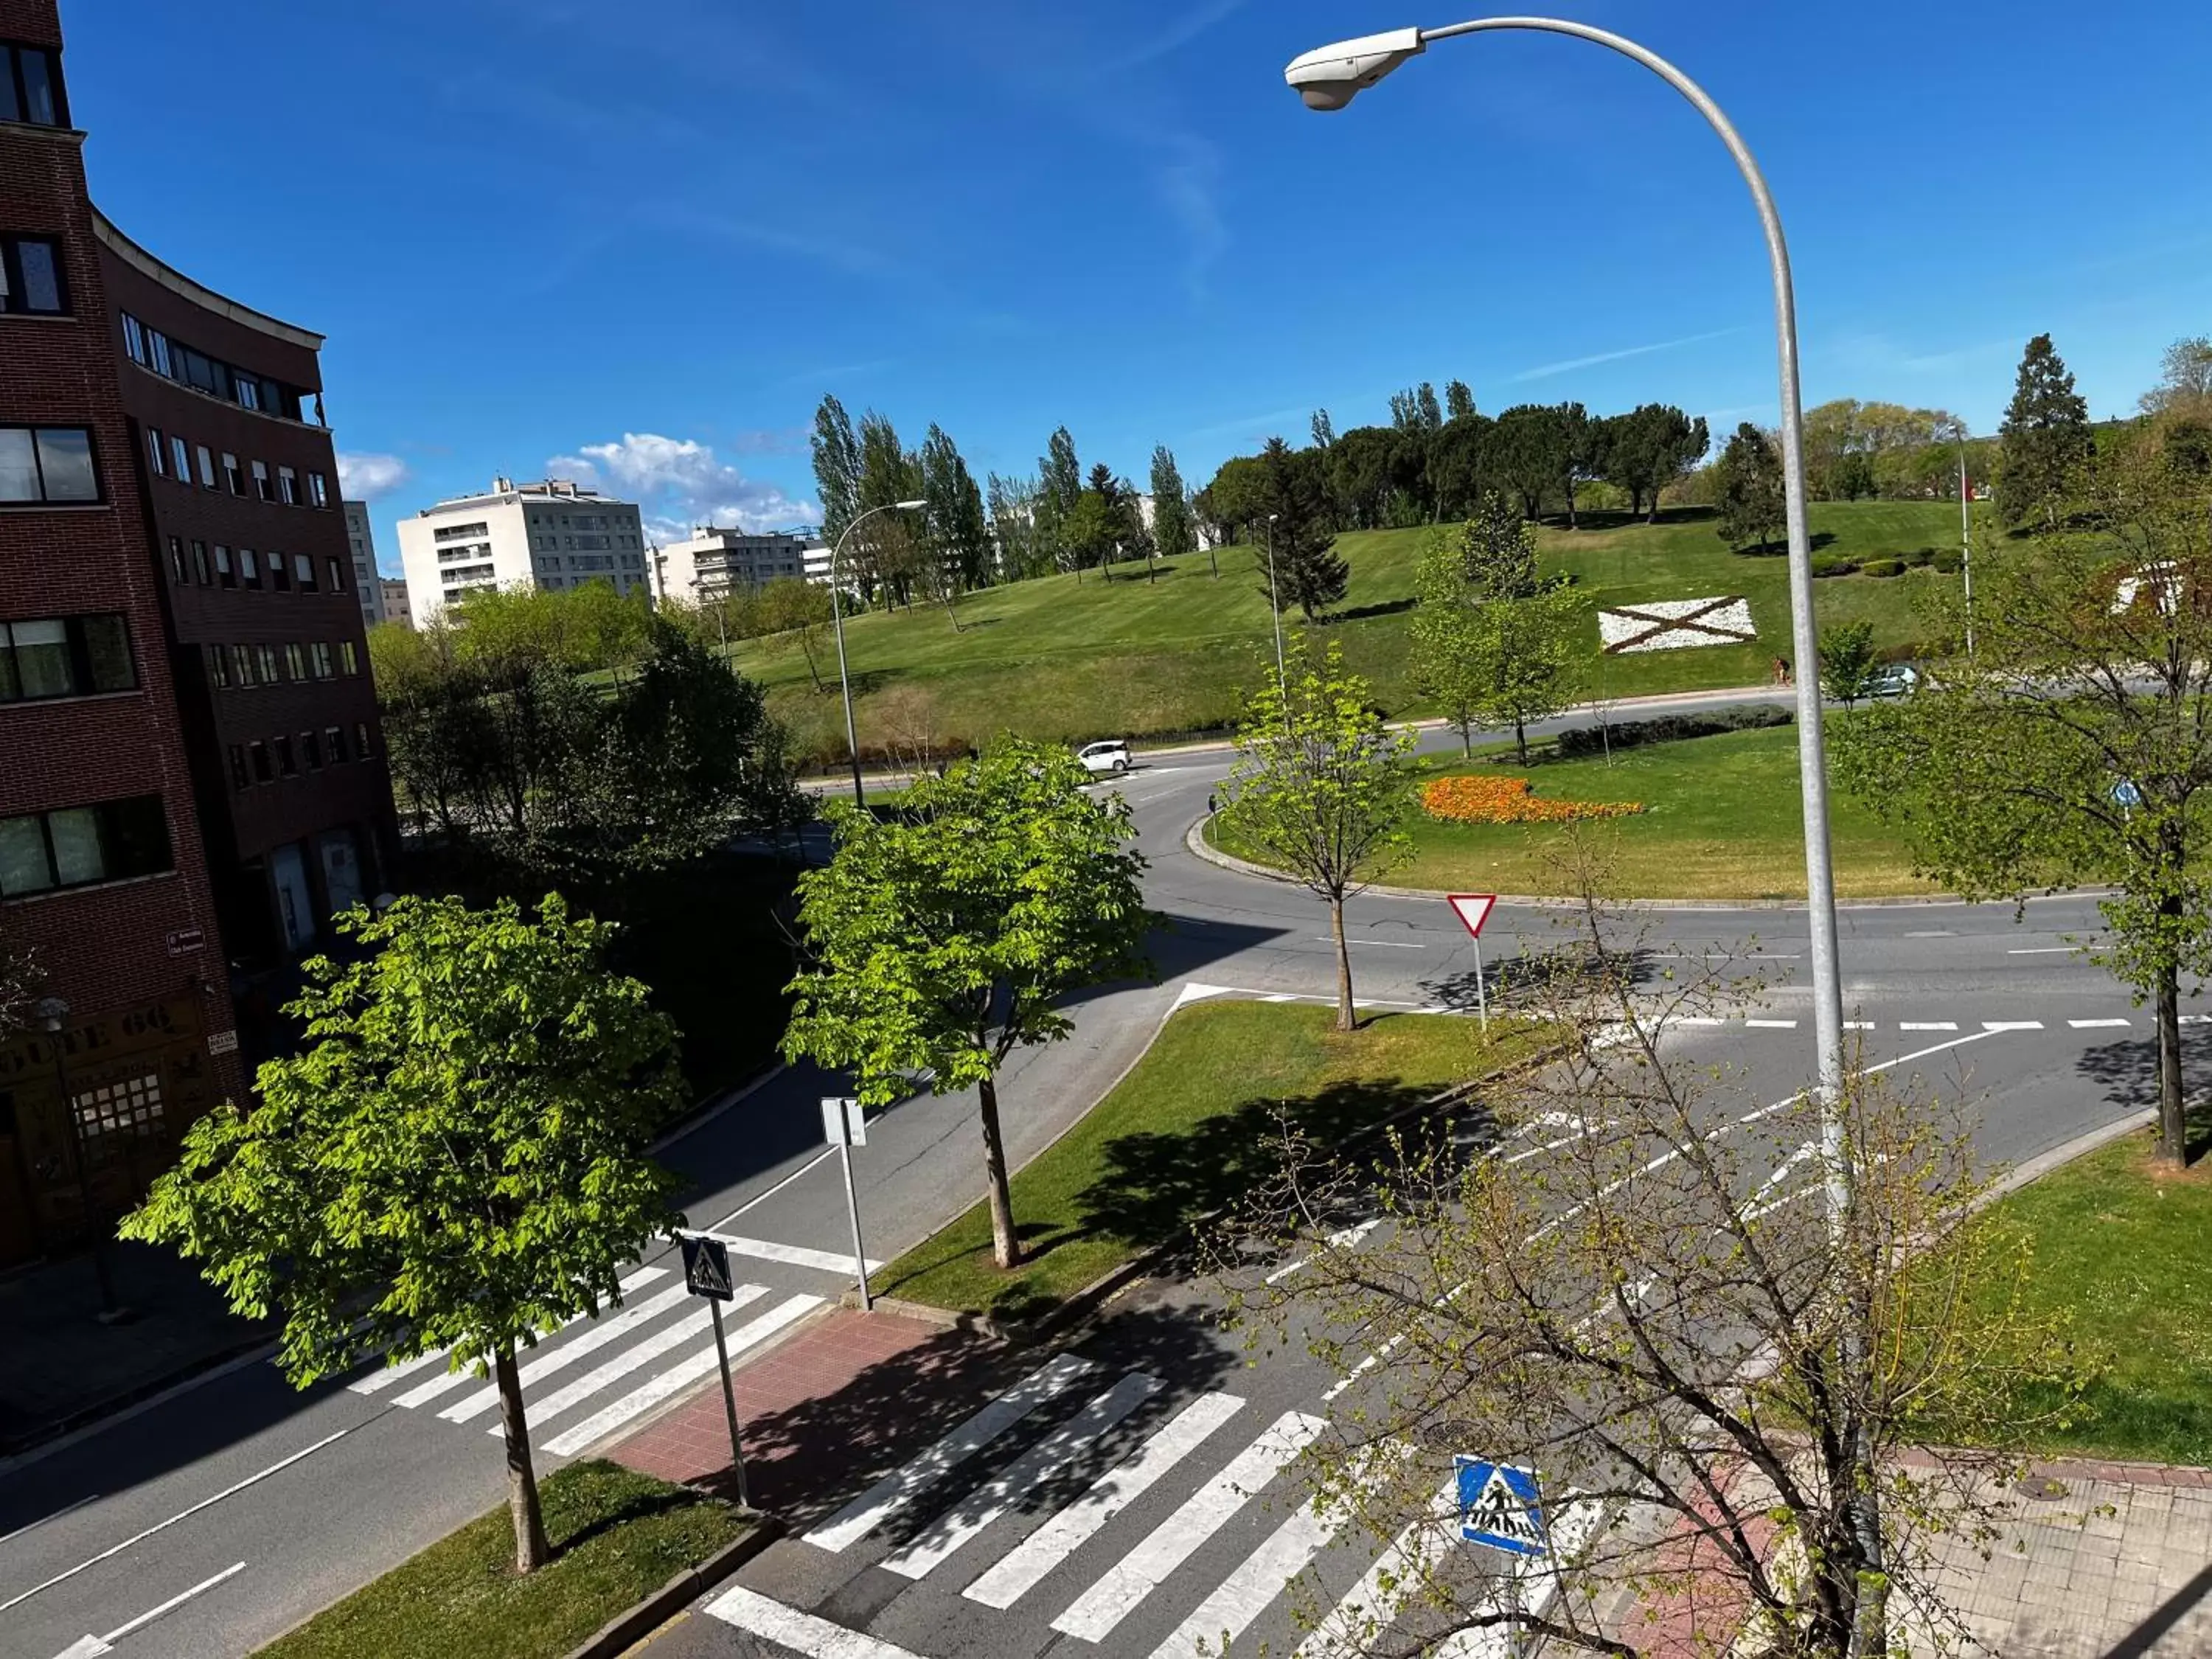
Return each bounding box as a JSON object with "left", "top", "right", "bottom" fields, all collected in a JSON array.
[
  {"left": 821, "top": 1096, "right": 872, "bottom": 1311},
  {"left": 679, "top": 1231, "right": 750, "bottom": 1509},
  {"left": 1447, "top": 894, "right": 1498, "bottom": 1031},
  {"left": 1455, "top": 1453, "right": 1550, "bottom": 1657}
]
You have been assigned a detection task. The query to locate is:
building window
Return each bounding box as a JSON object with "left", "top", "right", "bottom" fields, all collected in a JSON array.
[
  {"left": 310, "top": 642, "right": 333, "bottom": 678},
  {"left": 0, "top": 425, "right": 97, "bottom": 502},
  {"left": 75, "top": 1073, "right": 167, "bottom": 1141},
  {"left": 251, "top": 459, "right": 270, "bottom": 501},
  {"left": 122, "top": 313, "right": 146, "bottom": 363},
  {"left": 339, "top": 641, "right": 359, "bottom": 676},
  {"left": 268, "top": 551, "right": 291, "bottom": 592},
  {"left": 355, "top": 721, "right": 372, "bottom": 761},
  {"left": 235, "top": 377, "right": 260, "bottom": 412},
  {"left": 148, "top": 328, "right": 173, "bottom": 377},
  {"left": 0, "top": 615, "right": 133, "bottom": 703},
  {"left": 278, "top": 466, "right": 297, "bottom": 505},
  {"left": 256, "top": 644, "right": 277, "bottom": 684},
  {"left": 214, "top": 544, "right": 234, "bottom": 587},
  {"left": 285, "top": 644, "right": 305, "bottom": 681},
  {"left": 1, "top": 43, "right": 69, "bottom": 128},
  {"left": 231, "top": 644, "right": 253, "bottom": 685},
  {"left": 248, "top": 740, "right": 272, "bottom": 783},
  {"left": 195, "top": 445, "right": 215, "bottom": 490},
  {"left": 206, "top": 642, "right": 229, "bottom": 688},
  {"left": 170, "top": 434, "right": 189, "bottom": 481},
  {"left": 220, "top": 453, "right": 242, "bottom": 495},
  {"left": 302, "top": 728, "right": 323, "bottom": 770},
  {"left": 294, "top": 553, "right": 315, "bottom": 591},
  {"left": 241, "top": 548, "right": 260, "bottom": 588},
  {"left": 0, "top": 234, "right": 64, "bottom": 314},
  {"left": 327, "top": 724, "right": 348, "bottom": 763},
  {"left": 166, "top": 535, "right": 184, "bottom": 582},
  {"left": 274, "top": 735, "right": 296, "bottom": 777},
  {"left": 327, "top": 556, "right": 344, "bottom": 593},
  {"left": 307, "top": 471, "right": 329, "bottom": 508},
  {"left": 228, "top": 744, "right": 249, "bottom": 790},
  {"left": 190, "top": 540, "right": 209, "bottom": 584},
  {"left": 0, "top": 796, "right": 173, "bottom": 899},
  {"left": 145, "top": 427, "right": 165, "bottom": 478}
]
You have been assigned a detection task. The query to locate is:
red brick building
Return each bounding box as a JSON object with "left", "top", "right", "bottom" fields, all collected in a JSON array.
[{"left": 0, "top": 0, "right": 396, "bottom": 1269}]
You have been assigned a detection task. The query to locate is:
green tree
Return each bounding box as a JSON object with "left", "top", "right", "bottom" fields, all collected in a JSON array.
[
  {"left": 1458, "top": 487, "right": 1540, "bottom": 598},
  {"left": 1259, "top": 437, "right": 1348, "bottom": 621},
  {"left": 1464, "top": 578, "right": 1587, "bottom": 765},
  {"left": 1602, "top": 403, "right": 1709, "bottom": 521},
  {"left": 1834, "top": 420, "right": 2212, "bottom": 1164},
  {"left": 1148, "top": 445, "right": 1196, "bottom": 561},
  {"left": 1037, "top": 425, "right": 1085, "bottom": 579},
  {"left": 1310, "top": 408, "right": 1335, "bottom": 450},
  {"left": 1426, "top": 414, "right": 1492, "bottom": 524},
  {"left": 1201, "top": 453, "right": 1272, "bottom": 546},
  {"left": 1715, "top": 421, "right": 1786, "bottom": 553},
  {"left": 1409, "top": 525, "right": 1488, "bottom": 756},
  {"left": 2140, "top": 335, "right": 2212, "bottom": 420},
  {"left": 783, "top": 741, "right": 1152, "bottom": 1268},
  {"left": 759, "top": 574, "right": 833, "bottom": 692},
  {"left": 917, "top": 422, "right": 990, "bottom": 624},
  {"left": 810, "top": 394, "right": 863, "bottom": 545},
  {"left": 1995, "top": 333, "right": 2093, "bottom": 527},
  {"left": 1488, "top": 404, "right": 1565, "bottom": 521},
  {"left": 1220, "top": 641, "right": 1415, "bottom": 1029},
  {"left": 1324, "top": 426, "right": 1395, "bottom": 529},
  {"left": 1817, "top": 618, "right": 1881, "bottom": 709},
  {"left": 1554, "top": 400, "right": 1592, "bottom": 530},
  {"left": 121, "top": 895, "right": 685, "bottom": 1573},
  {"left": 985, "top": 472, "right": 1046, "bottom": 582},
  {"left": 1444, "top": 378, "right": 1477, "bottom": 422}
]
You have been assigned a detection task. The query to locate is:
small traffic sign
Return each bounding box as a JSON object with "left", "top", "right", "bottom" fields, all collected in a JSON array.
[
  {"left": 680, "top": 1233, "right": 735, "bottom": 1301},
  {"left": 2113, "top": 779, "right": 2143, "bottom": 810},
  {"left": 1455, "top": 1455, "right": 1548, "bottom": 1557},
  {"left": 1447, "top": 894, "right": 1498, "bottom": 939},
  {"left": 821, "top": 1096, "right": 866, "bottom": 1147}
]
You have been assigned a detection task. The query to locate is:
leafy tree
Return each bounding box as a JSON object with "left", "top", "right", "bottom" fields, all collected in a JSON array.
[
  {"left": 986, "top": 471, "right": 1048, "bottom": 582},
  {"left": 1409, "top": 525, "right": 1489, "bottom": 757},
  {"left": 1202, "top": 453, "right": 1273, "bottom": 546},
  {"left": 783, "top": 741, "right": 1151, "bottom": 1268},
  {"left": 759, "top": 575, "right": 833, "bottom": 692},
  {"left": 1325, "top": 425, "right": 1396, "bottom": 529},
  {"left": 1602, "top": 403, "right": 1708, "bottom": 521},
  {"left": 1310, "top": 408, "right": 1335, "bottom": 449},
  {"left": 1995, "top": 333, "right": 2093, "bottom": 527},
  {"left": 1060, "top": 488, "right": 1119, "bottom": 574},
  {"left": 2140, "top": 334, "right": 2212, "bottom": 420},
  {"left": 1817, "top": 618, "right": 1881, "bottom": 709},
  {"left": 851, "top": 410, "right": 921, "bottom": 606},
  {"left": 1444, "top": 378, "right": 1476, "bottom": 421},
  {"left": 1220, "top": 641, "right": 1413, "bottom": 1029},
  {"left": 1465, "top": 576, "right": 1587, "bottom": 764},
  {"left": 1489, "top": 404, "right": 1565, "bottom": 521},
  {"left": 1415, "top": 381, "right": 1443, "bottom": 432},
  {"left": 810, "top": 394, "right": 863, "bottom": 545},
  {"left": 917, "top": 422, "right": 990, "bottom": 624},
  {"left": 121, "top": 895, "right": 686, "bottom": 1573},
  {"left": 1458, "top": 487, "right": 1540, "bottom": 598},
  {"left": 1259, "top": 437, "right": 1348, "bottom": 621},
  {"left": 1715, "top": 420, "right": 1786, "bottom": 553},
  {"left": 1837, "top": 421, "right": 2212, "bottom": 1164},
  {"left": 1426, "top": 413, "right": 1492, "bottom": 524},
  {"left": 1148, "top": 445, "right": 1196, "bottom": 561},
  {"left": 1037, "top": 425, "right": 1085, "bottom": 577}
]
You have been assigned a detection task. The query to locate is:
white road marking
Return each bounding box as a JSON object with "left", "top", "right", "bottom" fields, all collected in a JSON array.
[
  {"left": 347, "top": 1343, "right": 453, "bottom": 1395},
  {"left": 1313, "top": 937, "right": 1427, "bottom": 950},
  {"left": 1262, "top": 993, "right": 1300, "bottom": 1004},
  {"left": 2008, "top": 946, "right": 2079, "bottom": 955},
  {"left": 1428, "top": 1498, "right": 1608, "bottom": 1658},
  {"left": 540, "top": 1293, "right": 823, "bottom": 1458},
  {"left": 1172, "top": 981, "right": 1234, "bottom": 1009},
  {"left": 807, "top": 1352, "right": 1098, "bottom": 1552},
  {"left": 883, "top": 1371, "right": 1161, "bottom": 1581},
  {"left": 1265, "top": 1220, "right": 1382, "bottom": 1284},
  {"left": 1149, "top": 1477, "right": 1357, "bottom": 1659},
  {"left": 362, "top": 1265, "right": 664, "bottom": 1403},
  {"left": 704, "top": 1230, "right": 885, "bottom": 1276},
  {"left": 1905, "top": 930, "right": 1956, "bottom": 938},
  {"left": 2070, "top": 1018, "right": 2133, "bottom": 1029},
  {"left": 703, "top": 1584, "right": 924, "bottom": 1658},
  {"left": 439, "top": 1283, "right": 695, "bottom": 1423},
  {"left": 1744, "top": 1018, "right": 1797, "bottom": 1029},
  {"left": 965, "top": 1392, "right": 1247, "bottom": 1610},
  {"left": 1294, "top": 1476, "right": 1458, "bottom": 1659},
  {"left": 1982, "top": 1020, "right": 2045, "bottom": 1032},
  {"left": 1899, "top": 1021, "right": 1958, "bottom": 1032},
  {"left": 0, "top": 1429, "right": 349, "bottom": 1615},
  {"left": 498, "top": 1286, "right": 767, "bottom": 1433},
  {"left": 1843, "top": 1020, "right": 1876, "bottom": 1030},
  {"left": 1051, "top": 1411, "right": 1326, "bottom": 1643},
  {"left": 1672, "top": 1015, "right": 1725, "bottom": 1026},
  {"left": 54, "top": 1559, "right": 247, "bottom": 1655}
]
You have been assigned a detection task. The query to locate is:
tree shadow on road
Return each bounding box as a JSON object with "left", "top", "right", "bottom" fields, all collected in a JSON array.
[{"left": 2075, "top": 1036, "right": 2212, "bottom": 1161}]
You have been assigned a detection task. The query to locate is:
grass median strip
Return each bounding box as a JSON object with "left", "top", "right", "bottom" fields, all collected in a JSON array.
[
  {"left": 255, "top": 1460, "right": 750, "bottom": 1659},
  {"left": 876, "top": 1001, "right": 1542, "bottom": 1324}
]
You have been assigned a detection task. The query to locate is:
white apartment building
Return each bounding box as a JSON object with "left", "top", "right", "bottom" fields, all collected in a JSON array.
[
  {"left": 341, "top": 500, "right": 387, "bottom": 627},
  {"left": 653, "top": 526, "right": 819, "bottom": 602},
  {"left": 801, "top": 540, "right": 834, "bottom": 585},
  {"left": 395, "top": 476, "right": 649, "bottom": 625}
]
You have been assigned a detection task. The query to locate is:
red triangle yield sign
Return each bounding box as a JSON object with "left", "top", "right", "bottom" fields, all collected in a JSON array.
[{"left": 1447, "top": 894, "right": 1497, "bottom": 939}]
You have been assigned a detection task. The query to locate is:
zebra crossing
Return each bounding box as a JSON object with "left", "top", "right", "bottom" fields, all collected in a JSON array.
[
  {"left": 714, "top": 1353, "right": 1601, "bottom": 1658},
  {"left": 344, "top": 1263, "right": 826, "bottom": 1458}
]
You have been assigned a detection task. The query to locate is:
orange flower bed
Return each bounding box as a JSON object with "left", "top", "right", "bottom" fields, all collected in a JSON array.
[{"left": 1422, "top": 774, "right": 1646, "bottom": 824}]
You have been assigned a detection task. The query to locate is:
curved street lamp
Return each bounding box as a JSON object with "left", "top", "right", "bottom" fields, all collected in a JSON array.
[{"left": 829, "top": 498, "right": 925, "bottom": 806}]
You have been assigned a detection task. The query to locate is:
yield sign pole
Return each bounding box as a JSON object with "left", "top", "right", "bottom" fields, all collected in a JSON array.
[{"left": 1447, "top": 894, "right": 1498, "bottom": 1031}]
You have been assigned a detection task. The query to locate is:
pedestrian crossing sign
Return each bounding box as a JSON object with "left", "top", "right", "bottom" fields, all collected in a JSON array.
[
  {"left": 1455, "top": 1455, "right": 1548, "bottom": 1556},
  {"left": 681, "top": 1233, "right": 735, "bottom": 1301}
]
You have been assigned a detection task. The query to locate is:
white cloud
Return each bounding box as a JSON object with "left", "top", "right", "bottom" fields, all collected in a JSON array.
[
  {"left": 546, "top": 431, "right": 820, "bottom": 540},
  {"left": 337, "top": 451, "right": 410, "bottom": 500}
]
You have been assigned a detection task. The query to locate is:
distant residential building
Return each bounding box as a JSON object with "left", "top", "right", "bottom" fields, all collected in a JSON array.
[
  {"left": 801, "top": 539, "right": 834, "bottom": 586},
  {"left": 394, "top": 476, "right": 648, "bottom": 625},
  {"left": 653, "top": 526, "right": 815, "bottom": 602},
  {"left": 378, "top": 578, "right": 412, "bottom": 629},
  {"left": 1134, "top": 493, "right": 1221, "bottom": 552},
  {"left": 341, "top": 500, "right": 386, "bottom": 626}
]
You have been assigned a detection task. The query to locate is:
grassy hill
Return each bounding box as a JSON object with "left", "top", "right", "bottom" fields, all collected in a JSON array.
[{"left": 733, "top": 501, "right": 1966, "bottom": 766}]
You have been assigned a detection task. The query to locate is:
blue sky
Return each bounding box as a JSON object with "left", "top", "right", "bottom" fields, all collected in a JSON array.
[{"left": 63, "top": 1, "right": 2212, "bottom": 572}]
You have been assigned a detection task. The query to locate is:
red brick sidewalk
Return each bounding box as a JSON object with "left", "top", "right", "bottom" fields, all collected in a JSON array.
[{"left": 605, "top": 1305, "right": 1030, "bottom": 1515}]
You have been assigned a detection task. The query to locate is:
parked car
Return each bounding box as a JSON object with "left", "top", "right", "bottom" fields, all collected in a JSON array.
[
  {"left": 1868, "top": 664, "right": 1920, "bottom": 698},
  {"left": 1077, "top": 739, "right": 1133, "bottom": 776}
]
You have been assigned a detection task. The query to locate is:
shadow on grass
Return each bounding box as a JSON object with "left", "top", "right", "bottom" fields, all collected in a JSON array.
[
  {"left": 548, "top": 1471, "right": 695, "bottom": 1559},
  {"left": 1331, "top": 597, "right": 1417, "bottom": 622},
  {"left": 2074, "top": 1037, "right": 2212, "bottom": 1163}
]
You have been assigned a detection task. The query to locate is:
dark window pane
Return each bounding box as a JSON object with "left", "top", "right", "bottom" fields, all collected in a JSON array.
[
  {"left": 327, "top": 726, "right": 349, "bottom": 763},
  {"left": 48, "top": 807, "right": 102, "bottom": 885},
  {"left": 250, "top": 742, "right": 273, "bottom": 783},
  {"left": 10, "top": 619, "right": 72, "bottom": 697},
  {"left": 18, "top": 240, "right": 60, "bottom": 312},
  {"left": 18, "top": 47, "right": 60, "bottom": 126},
  {"left": 80, "top": 615, "right": 132, "bottom": 692},
  {"left": 100, "top": 796, "right": 171, "bottom": 879},
  {"left": 275, "top": 737, "right": 296, "bottom": 776},
  {"left": 0, "top": 633, "right": 18, "bottom": 700},
  {"left": 0, "top": 51, "right": 20, "bottom": 123},
  {"left": 0, "top": 429, "right": 36, "bottom": 500},
  {"left": 229, "top": 746, "right": 249, "bottom": 790},
  {"left": 0, "top": 815, "right": 52, "bottom": 894},
  {"left": 35, "top": 428, "right": 96, "bottom": 501}
]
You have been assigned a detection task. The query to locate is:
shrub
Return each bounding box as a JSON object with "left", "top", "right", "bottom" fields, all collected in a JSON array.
[
  {"left": 1423, "top": 775, "right": 1644, "bottom": 824},
  {"left": 1810, "top": 554, "right": 1860, "bottom": 578},
  {"left": 1902, "top": 548, "right": 1936, "bottom": 568},
  {"left": 1862, "top": 558, "right": 1905, "bottom": 577},
  {"left": 1554, "top": 703, "right": 1791, "bottom": 760},
  {"left": 1932, "top": 550, "right": 1964, "bottom": 574}
]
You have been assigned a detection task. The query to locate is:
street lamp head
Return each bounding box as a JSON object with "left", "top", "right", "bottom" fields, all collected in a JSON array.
[
  {"left": 894, "top": 498, "right": 925, "bottom": 511},
  {"left": 1284, "top": 27, "right": 1425, "bottom": 111},
  {"left": 34, "top": 995, "right": 68, "bottom": 1032}
]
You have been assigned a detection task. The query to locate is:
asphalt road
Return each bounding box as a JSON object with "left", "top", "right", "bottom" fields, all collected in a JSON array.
[{"left": 0, "top": 692, "right": 2196, "bottom": 1659}]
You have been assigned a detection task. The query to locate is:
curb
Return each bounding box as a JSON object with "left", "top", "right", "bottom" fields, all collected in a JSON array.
[
  {"left": 560, "top": 1515, "right": 785, "bottom": 1659},
  {"left": 0, "top": 1325, "right": 279, "bottom": 1464},
  {"left": 1978, "top": 1108, "right": 2156, "bottom": 1208}
]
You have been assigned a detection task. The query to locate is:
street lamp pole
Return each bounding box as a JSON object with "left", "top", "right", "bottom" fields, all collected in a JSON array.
[
  {"left": 828, "top": 498, "right": 926, "bottom": 807},
  {"left": 1265, "top": 511, "right": 1286, "bottom": 692},
  {"left": 1958, "top": 434, "right": 1976, "bottom": 658}
]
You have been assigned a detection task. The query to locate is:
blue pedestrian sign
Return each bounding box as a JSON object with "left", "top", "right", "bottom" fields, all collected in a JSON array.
[
  {"left": 2113, "top": 779, "right": 2143, "bottom": 810},
  {"left": 1455, "top": 1455, "right": 1548, "bottom": 1556},
  {"left": 680, "top": 1233, "right": 735, "bottom": 1301}
]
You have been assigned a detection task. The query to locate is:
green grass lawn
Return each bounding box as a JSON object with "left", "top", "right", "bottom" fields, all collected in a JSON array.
[
  {"left": 739, "top": 501, "right": 1965, "bottom": 765},
  {"left": 877, "top": 1001, "right": 1542, "bottom": 1323},
  {"left": 1949, "top": 1133, "right": 2212, "bottom": 1467},
  {"left": 257, "top": 1461, "right": 749, "bottom": 1659},
  {"left": 1212, "top": 723, "right": 1932, "bottom": 900}
]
